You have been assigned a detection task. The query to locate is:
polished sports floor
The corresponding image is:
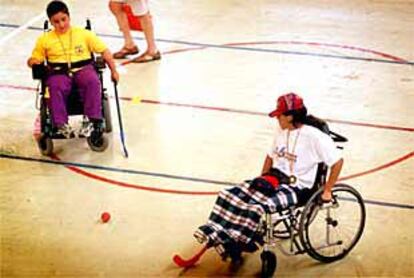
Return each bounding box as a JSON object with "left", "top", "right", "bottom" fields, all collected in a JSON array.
[{"left": 1, "top": 0, "right": 413, "bottom": 277}]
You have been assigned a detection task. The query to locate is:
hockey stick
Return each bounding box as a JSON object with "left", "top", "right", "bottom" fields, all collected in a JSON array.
[
  {"left": 173, "top": 244, "right": 209, "bottom": 268},
  {"left": 113, "top": 82, "right": 129, "bottom": 158}
]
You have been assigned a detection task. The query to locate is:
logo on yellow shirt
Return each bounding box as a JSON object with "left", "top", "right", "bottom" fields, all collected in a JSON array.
[{"left": 74, "top": 45, "right": 84, "bottom": 55}]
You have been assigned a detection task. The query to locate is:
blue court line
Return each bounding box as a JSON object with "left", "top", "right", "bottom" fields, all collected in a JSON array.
[
  {"left": 1, "top": 153, "right": 413, "bottom": 210},
  {"left": 0, "top": 153, "right": 235, "bottom": 186},
  {"left": 1, "top": 22, "right": 413, "bottom": 67},
  {"left": 341, "top": 197, "right": 413, "bottom": 210}
]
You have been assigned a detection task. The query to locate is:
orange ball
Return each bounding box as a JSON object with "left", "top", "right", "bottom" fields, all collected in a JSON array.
[{"left": 101, "top": 212, "right": 111, "bottom": 223}]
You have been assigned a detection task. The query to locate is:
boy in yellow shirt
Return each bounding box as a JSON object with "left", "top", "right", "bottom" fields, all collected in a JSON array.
[{"left": 28, "top": 0, "right": 119, "bottom": 137}]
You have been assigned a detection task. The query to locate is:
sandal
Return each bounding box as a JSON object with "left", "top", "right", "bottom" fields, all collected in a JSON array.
[
  {"left": 113, "top": 45, "right": 139, "bottom": 59},
  {"left": 130, "top": 51, "right": 161, "bottom": 63}
]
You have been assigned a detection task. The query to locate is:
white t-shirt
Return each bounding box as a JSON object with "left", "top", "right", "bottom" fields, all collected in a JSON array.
[{"left": 268, "top": 125, "right": 342, "bottom": 189}]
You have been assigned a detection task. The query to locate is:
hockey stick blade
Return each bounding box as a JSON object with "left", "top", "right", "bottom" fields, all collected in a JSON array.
[{"left": 173, "top": 245, "right": 209, "bottom": 268}]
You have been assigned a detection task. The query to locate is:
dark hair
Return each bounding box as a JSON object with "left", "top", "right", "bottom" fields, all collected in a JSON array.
[
  {"left": 46, "top": 1, "right": 69, "bottom": 19},
  {"left": 284, "top": 107, "right": 308, "bottom": 128},
  {"left": 303, "top": 114, "right": 330, "bottom": 134}
]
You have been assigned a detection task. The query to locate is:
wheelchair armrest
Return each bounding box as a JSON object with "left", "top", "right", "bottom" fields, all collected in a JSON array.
[
  {"left": 32, "top": 64, "right": 47, "bottom": 80},
  {"left": 95, "top": 56, "right": 106, "bottom": 69}
]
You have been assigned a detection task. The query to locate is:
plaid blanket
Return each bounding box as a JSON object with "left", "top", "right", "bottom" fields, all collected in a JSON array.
[{"left": 194, "top": 180, "right": 303, "bottom": 258}]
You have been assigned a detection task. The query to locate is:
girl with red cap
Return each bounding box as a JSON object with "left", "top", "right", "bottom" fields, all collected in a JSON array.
[{"left": 194, "top": 92, "right": 344, "bottom": 263}]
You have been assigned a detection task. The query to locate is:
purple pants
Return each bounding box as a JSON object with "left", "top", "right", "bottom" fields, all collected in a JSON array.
[{"left": 46, "top": 64, "right": 102, "bottom": 127}]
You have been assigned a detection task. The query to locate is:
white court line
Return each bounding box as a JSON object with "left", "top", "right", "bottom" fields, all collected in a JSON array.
[
  {"left": 0, "top": 12, "right": 45, "bottom": 47},
  {"left": 0, "top": 12, "right": 129, "bottom": 77}
]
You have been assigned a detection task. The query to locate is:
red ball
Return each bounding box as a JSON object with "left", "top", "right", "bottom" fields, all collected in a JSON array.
[{"left": 101, "top": 212, "right": 111, "bottom": 223}]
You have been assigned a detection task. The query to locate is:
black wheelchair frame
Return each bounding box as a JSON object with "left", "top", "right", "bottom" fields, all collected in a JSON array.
[
  {"left": 258, "top": 116, "right": 366, "bottom": 277},
  {"left": 33, "top": 19, "right": 112, "bottom": 156}
]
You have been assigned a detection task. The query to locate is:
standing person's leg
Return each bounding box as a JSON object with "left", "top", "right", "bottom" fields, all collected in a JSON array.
[
  {"left": 109, "top": 0, "right": 139, "bottom": 58},
  {"left": 46, "top": 74, "right": 72, "bottom": 129},
  {"left": 131, "top": 0, "right": 161, "bottom": 63},
  {"left": 74, "top": 65, "right": 102, "bottom": 122},
  {"left": 140, "top": 13, "right": 159, "bottom": 55}
]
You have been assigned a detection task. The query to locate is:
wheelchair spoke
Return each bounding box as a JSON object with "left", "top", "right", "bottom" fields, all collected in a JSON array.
[{"left": 299, "top": 184, "right": 366, "bottom": 262}]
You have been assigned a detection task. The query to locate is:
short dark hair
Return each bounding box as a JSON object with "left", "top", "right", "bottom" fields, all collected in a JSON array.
[
  {"left": 284, "top": 107, "right": 308, "bottom": 127},
  {"left": 46, "top": 1, "right": 70, "bottom": 19}
]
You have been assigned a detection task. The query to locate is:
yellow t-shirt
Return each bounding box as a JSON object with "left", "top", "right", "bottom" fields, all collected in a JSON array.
[{"left": 30, "top": 26, "right": 107, "bottom": 63}]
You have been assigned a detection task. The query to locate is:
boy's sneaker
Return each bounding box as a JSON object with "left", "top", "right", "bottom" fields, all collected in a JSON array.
[
  {"left": 78, "top": 120, "right": 94, "bottom": 137},
  {"left": 56, "top": 124, "right": 75, "bottom": 138}
]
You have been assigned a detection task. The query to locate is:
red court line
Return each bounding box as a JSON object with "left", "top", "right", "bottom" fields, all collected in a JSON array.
[
  {"left": 120, "top": 46, "right": 206, "bottom": 66},
  {"left": 51, "top": 155, "right": 217, "bottom": 195},
  {"left": 121, "top": 40, "right": 409, "bottom": 65},
  {"left": 339, "top": 151, "right": 414, "bottom": 181},
  {"left": 136, "top": 99, "right": 414, "bottom": 132},
  {"left": 3, "top": 40, "right": 413, "bottom": 195},
  {"left": 224, "top": 41, "right": 408, "bottom": 62},
  {"left": 140, "top": 99, "right": 264, "bottom": 115},
  {"left": 52, "top": 151, "right": 414, "bottom": 195},
  {"left": 1, "top": 83, "right": 413, "bottom": 132},
  {"left": 326, "top": 118, "right": 414, "bottom": 132},
  {"left": 0, "top": 84, "right": 36, "bottom": 91}
]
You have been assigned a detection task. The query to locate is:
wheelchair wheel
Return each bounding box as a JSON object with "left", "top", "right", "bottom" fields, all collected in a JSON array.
[
  {"left": 37, "top": 135, "right": 53, "bottom": 156},
  {"left": 260, "top": 250, "right": 277, "bottom": 278},
  {"left": 299, "top": 184, "right": 366, "bottom": 263},
  {"left": 102, "top": 93, "right": 112, "bottom": 133},
  {"left": 87, "top": 133, "right": 108, "bottom": 152}
]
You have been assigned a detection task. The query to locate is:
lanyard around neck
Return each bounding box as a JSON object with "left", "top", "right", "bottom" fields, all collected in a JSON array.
[
  {"left": 286, "top": 127, "right": 302, "bottom": 176},
  {"left": 56, "top": 29, "right": 72, "bottom": 71}
]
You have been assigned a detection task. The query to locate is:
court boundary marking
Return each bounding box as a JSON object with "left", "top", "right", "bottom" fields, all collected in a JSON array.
[
  {"left": 0, "top": 24, "right": 413, "bottom": 207},
  {"left": 1, "top": 153, "right": 413, "bottom": 210},
  {"left": 0, "top": 22, "right": 413, "bottom": 66},
  {"left": 1, "top": 84, "right": 413, "bottom": 133},
  {"left": 0, "top": 14, "right": 44, "bottom": 46}
]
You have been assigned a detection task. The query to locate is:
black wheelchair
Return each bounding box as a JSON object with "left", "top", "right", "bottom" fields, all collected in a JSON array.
[
  {"left": 258, "top": 116, "right": 366, "bottom": 277},
  {"left": 32, "top": 20, "right": 112, "bottom": 156}
]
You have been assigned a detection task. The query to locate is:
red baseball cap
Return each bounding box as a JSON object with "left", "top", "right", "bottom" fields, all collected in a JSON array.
[{"left": 268, "top": 92, "right": 305, "bottom": 117}]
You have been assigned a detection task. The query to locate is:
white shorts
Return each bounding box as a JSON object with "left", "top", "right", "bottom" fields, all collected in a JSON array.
[{"left": 110, "top": 0, "right": 149, "bottom": 16}]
